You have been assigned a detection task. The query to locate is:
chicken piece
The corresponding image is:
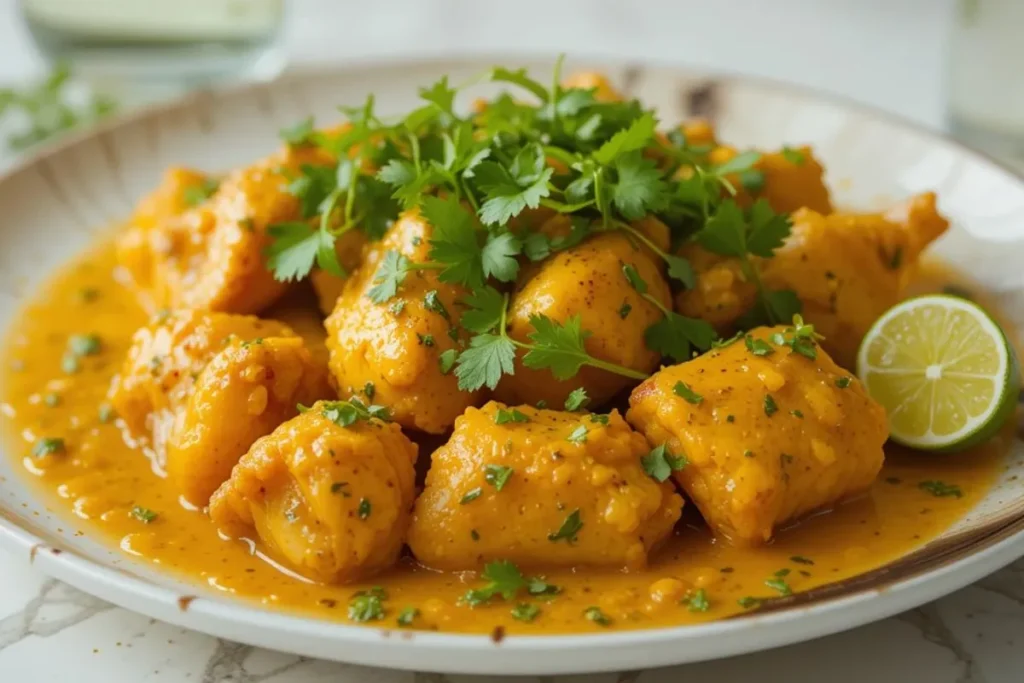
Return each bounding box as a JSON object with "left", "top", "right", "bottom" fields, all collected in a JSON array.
[
  {"left": 562, "top": 71, "right": 622, "bottom": 102},
  {"left": 676, "top": 193, "right": 949, "bottom": 368},
  {"left": 309, "top": 229, "right": 368, "bottom": 316},
  {"left": 711, "top": 145, "right": 833, "bottom": 214},
  {"left": 627, "top": 324, "right": 888, "bottom": 545},
  {"left": 325, "top": 210, "right": 483, "bottom": 434},
  {"left": 108, "top": 311, "right": 330, "bottom": 504},
  {"left": 167, "top": 337, "right": 333, "bottom": 506},
  {"left": 409, "top": 401, "right": 682, "bottom": 570},
  {"left": 210, "top": 402, "right": 418, "bottom": 583},
  {"left": 129, "top": 167, "right": 212, "bottom": 232},
  {"left": 117, "top": 143, "right": 335, "bottom": 315},
  {"left": 494, "top": 232, "right": 670, "bottom": 408}
]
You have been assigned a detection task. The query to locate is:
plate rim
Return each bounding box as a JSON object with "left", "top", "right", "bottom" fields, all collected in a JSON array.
[{"left": 2, "top": 54, "right": 1024, "bottom": 675}]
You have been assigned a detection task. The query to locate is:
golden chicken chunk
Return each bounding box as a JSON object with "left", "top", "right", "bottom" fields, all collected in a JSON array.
[
  {"left": 210, "top": 402, "right": 418, "bottom": 583},
  {"left": 408, "top": 401, "right": 683, "bottom": 571},
  {"left": 627, "top": 324, "right": 888, "bottom": 545},
  {"left": 310, "top": 230, "right": 368, "bottom": 315},
  {"left": 716, "top": 145, "right": 833, "bottom": 215},
  {"left": 562, "top": 71, "right": 622, "bottom": 102},
  {"left": 167, "top": 336, "right": 333, "bottom": 506},
  {"left": 117, "top": 143, "right": 334, "bottom": 315},
  {"left": 108, "top": 310, "right": 330, "bottom": 505},
  {"left": 325, "top": 210, "right": 482, "bottom": 434},
  {"left": 676, "top": 193, "right": 949, "bottom": 368},
  {"left": 129, "top": 167, "right": 212, "bottom": 232},
  {"left": 494, "top": 232, "right": 671, "bottom": 408}
]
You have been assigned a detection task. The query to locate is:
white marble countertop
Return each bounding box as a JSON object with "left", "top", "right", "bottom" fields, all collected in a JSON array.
[{"left": 4, "top": 0, "right": 1024, "bottom": 680}]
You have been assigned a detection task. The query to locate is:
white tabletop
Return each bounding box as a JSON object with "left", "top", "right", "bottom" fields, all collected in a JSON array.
[{"left": 4, "top": 1, "right": 1024, "bottom": 681}]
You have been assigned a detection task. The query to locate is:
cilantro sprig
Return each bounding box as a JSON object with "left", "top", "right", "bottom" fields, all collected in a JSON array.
[
  {"left": 265, "top": 58, "right": 805, "bottom": 390},
  {"left": 452, "top": 287, "right": 648, "bottom": 391}
]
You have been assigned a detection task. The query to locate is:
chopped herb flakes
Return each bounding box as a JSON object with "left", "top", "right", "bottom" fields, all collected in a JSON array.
[
  {"left": 438, "top": 348, "right": 458, "bottom": 374},
  {"left": 460, "top": 488, "right": 483, "bottom": 504},
  {"left": 484, "top": 464, "right": 514, "bottom": 491},
  {"left": 641, "top": 444, "right": 687, "bottom": 482},
  {"left": 397, "top": 607, "right": 419, "bottom": 627},
  {"left": 548, "top": 509, "right": 583, "bottom": 543},
  {"left": 564, "top": 387, "right": 590, "bottom": 411},
  {"left": 349, "top": 587, "right": 386, "bottom": 622},
  {"left": 358, "top": 498, "right": 372, "bottom": 519},
  {"left": 686, "top": 588, "right": 710, "bottom": 613},
  {"left": 618, "top": 302, "right": 632, "bottom": 319},
  {"left": 919, "top": 481, "right": 962, "bottom": 498},
  {"left": 835, "top": 376, "right": 852, "bottom": 389},
  {"left": 32, "top": 437, "right": 64, "bottom": 457},
  {"left": 331, "top": 481, "right": 351, "bottom": 497},
  {"left": 763, "top": 394, "right": 778, "bottom": 416},
  {"left": 130, "top": 506, "right": 158, "bottom": 523},
  {"left": 764, "top": 577, "right": 792, "bottom": 596},
  {"left": 673, "top": 381, "right": 703, "bottom": 404},
  {"left": 744, "top": 335, "right": 774, "bottom": 356},
  {"left": 494, "top": 408, "right": 529, "bottom": 424},
  {"left": 463, "top": 560, "right": 532, "bottom": 606},
  {"left": 98, "top": 403, "right": 116, "bottom": 423},
  {"left": 511, "top": 603, "right": 541, "bottom": 622},
  {"left": 790, "top": 555, "right": 815, "bottom": 565},
  {"left": 583, "top": 606, "right": 611, "bottom": 626},
  {"left": 737, "top": 597, "right": 761, "bottom": 609},
  {"left": 567, "top": 425, "right": 588, "bottom": 444},
  {"left": 320, "top": 398, "right": 390, "bottom": 426}
]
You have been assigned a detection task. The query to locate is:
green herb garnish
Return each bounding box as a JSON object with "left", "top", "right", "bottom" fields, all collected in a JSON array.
[{"left": 641, "top": 444, "right": 687, "bottom": 482}]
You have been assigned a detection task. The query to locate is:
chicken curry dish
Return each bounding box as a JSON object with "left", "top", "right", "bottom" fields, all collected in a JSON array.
[{"left": 2, "top": 62, "right": 1017, "bottom": 636}]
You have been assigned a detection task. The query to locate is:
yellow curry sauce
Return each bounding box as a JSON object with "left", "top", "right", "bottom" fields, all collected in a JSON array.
[{"left": 0, "top": 237, "right": 1011, "bottom": 635}]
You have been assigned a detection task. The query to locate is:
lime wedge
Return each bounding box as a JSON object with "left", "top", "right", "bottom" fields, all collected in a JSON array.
[{"left": 857, "top": 294, "right": 1020, "bottom": 452}]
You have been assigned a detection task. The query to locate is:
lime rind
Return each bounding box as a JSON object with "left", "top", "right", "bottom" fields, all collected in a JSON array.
[{"left": 856, "top": 294, "right": 1020, "bottom": 452}]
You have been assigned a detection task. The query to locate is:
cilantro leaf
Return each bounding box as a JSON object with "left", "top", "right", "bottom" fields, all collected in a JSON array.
[
  {"left": 460, "top": 286, "right": 507, "bottom": 334},
  {"left": 641, "top": 443, "right": 688, "bottom": 482},
  {"left": 474, "top": 144, "right": 554, "bottom": 225},
  {"left": 696, "top": 199, "right": 747, "bottom": 258},
  {"left": 484, "top": 464, "right": 514, "bottom": 490},
  {"left": 376, "top": 158, "right": 417, "bottom": 188},
  {"left": 423, "top": 195, "right": 484, "bottom": 288},
  {"left": 664, "top": 253, "right": 696, "bottom": 289},
  {"left": 454, "top": 333, "right": 516, "bottom": 391},
  {"left": 279, "top": 116, "right": 315, "bottom": 145},
  {"left": 266, "top": 222, "right": 331, "bottom": 282},
  {"left": 714, "top": 150, "right": 762, "bottom": 175},
  {"left": 644, "top": 312, "right": 717, "bottom": 362},
  {"left": 611, "top": 152, "right": 665, "bottom": 220},
  {"left": 548, "top": 509, "right": 583, "bottom": 543},
  {"left": 463, "top": 560, "right": 528, "bottom": 606},
  {"left": 367, "top": 250, "right": 411, "bottom": 303},
  {"left": 593, "top": 112, "right": 656, "bottom": 165},
  {"left": 488, "top": 67, "right": 550, "bottom": 102},
  {"left": 481, "top": 231, "right": 523, "bottom": 282},
  {"left": 494, "top": 408, "right": 529, "bottom": 425},
  {"left": 564, "top": 387, "right": 590, "bottom": 411},
  {"left": 522, "top": 314, "right": 593, "bottom": 381},
  {"left": 746, "top": 199, "right": 792, "bottom": 257},
  {"left": 764, "top": 289, "right": 802, "bottom": 323},
  {"left": 419, "top": 75, "right": 456, "bottom": 114}
]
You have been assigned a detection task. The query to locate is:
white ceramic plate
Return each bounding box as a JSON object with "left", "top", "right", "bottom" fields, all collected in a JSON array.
[{"left": 2, "top": 57, "right": 1024, "bottom": 676}]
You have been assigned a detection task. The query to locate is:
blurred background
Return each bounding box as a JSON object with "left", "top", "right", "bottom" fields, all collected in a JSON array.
[{"left": 0, "top": 0, "right": 1019, "bottom": 168}]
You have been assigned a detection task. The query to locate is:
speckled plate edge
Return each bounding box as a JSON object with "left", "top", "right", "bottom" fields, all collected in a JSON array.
[{"left": 1, "top": 56, "right": 1024, "bottom": 675}]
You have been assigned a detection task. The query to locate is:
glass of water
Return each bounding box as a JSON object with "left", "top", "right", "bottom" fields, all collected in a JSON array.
[
  {"left": 947, "top": 0, "right": 1024, "bottom": 169},
  {"left": 19, "top": 0, "right": 287, "bottom": 106}
]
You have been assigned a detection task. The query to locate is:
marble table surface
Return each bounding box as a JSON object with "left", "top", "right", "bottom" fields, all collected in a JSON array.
[{"left": 2, "top": 548, "right": 1023, "bottom": 682}]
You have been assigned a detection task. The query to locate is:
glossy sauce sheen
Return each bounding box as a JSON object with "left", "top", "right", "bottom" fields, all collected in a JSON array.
[{"left": 1, "top": 239, "right": 1011, "bottom": 635}]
